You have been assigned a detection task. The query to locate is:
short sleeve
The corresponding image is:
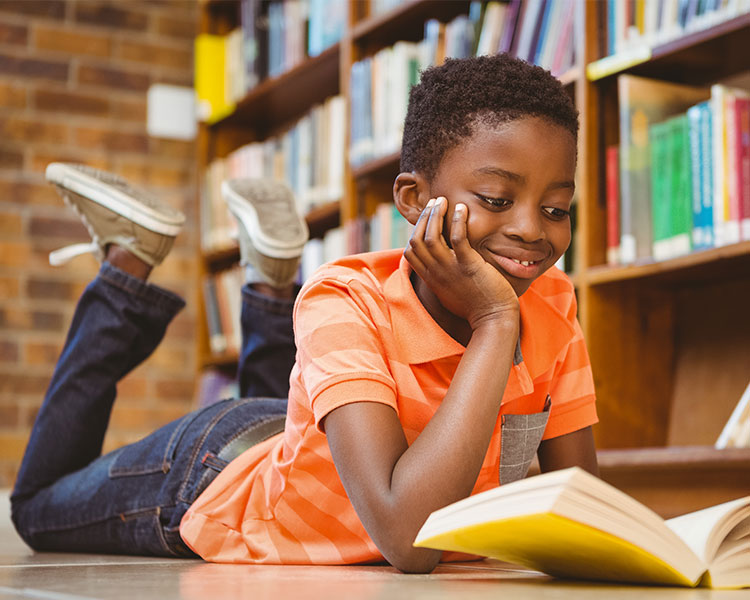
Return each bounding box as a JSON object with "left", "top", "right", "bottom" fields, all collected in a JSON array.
[
  {"left": 293, "top": 275, "right": 398, "bottom": 431},
  {"left": 542, "top": 288, "right": 598, "bottom": 440}
]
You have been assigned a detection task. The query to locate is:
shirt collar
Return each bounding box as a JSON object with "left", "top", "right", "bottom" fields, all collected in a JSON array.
[{"left": 383, "top": 254, "right": 576, "bottom": 379}]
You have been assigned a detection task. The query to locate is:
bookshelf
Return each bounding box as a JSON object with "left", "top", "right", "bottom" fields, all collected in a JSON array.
[{"left": 196, "top": 0, "right": 750, "bottom": 517}]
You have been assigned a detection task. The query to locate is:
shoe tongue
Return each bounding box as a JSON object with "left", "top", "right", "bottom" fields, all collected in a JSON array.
[{"left": 49, "top": 242, "right": 101, "bottom": 266}]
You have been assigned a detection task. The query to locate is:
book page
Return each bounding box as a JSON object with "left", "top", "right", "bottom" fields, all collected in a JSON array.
[{"left": 666, "top": 497, "right": 750, "bottom": 563}]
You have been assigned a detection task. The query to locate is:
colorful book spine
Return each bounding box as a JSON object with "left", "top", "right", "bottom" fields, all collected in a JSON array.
[
  {"left": 738, "top": 98, "right": 750, "bottom": 240},
  {"left": 687, "top": 101, "right": 713, "bottom": 251},
  {"left": 649, "top": 119, "right": 672, "bottom": 260},
  {"left": 606, "top": 145, "right": 620, "bottom": 265}
]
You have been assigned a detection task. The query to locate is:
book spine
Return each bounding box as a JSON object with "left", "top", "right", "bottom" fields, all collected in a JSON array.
[
  {"left": 687, "top": 104, "right": 707, "bottom": 250},
  {"left": 738, "top": 97, "right": 750, "bottom": 241},
  {"left": 699, "top": 100, "right": 715, "bottom": 248},
  {"left": 650, "top": 120, "right": 671, "bottom": 261},
  {"left": 671, "top": 114, "right": 693, "bottom": 257},
  {"left": 725, "top": 93, "right": 742, "bottom": 244},
  {"left": 711, "top": 84, "right": 729, "bottom": 246},
  {"left": 606, "top": 145, "right": 620, "bottom": 265},
  {"left": 498, "top": 0, "right": 521, "bottom": 54}
]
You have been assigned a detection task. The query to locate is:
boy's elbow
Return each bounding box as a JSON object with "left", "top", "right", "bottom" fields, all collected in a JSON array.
[{"left": 381, "top": 542, "right": 442, "bottom": 574}]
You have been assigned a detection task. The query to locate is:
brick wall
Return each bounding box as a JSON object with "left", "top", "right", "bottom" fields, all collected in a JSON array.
[{"left": 0, "top": 0, "right": 201, "bottom": 488}]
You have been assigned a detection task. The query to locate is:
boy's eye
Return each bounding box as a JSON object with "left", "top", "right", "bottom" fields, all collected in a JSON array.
[
  {"left": 476, "top": 194, "right": 510, "bottom": 208},
  {"left": 543, "top": 206, "right": 570, "bottom": 219}
]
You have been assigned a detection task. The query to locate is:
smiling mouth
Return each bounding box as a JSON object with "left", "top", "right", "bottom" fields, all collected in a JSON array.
[{"left": 510, "top": 258, "right": 538, "bottom": 267}]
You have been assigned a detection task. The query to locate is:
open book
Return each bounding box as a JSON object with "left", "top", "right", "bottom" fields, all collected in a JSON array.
[{"left": 414, "top": 467, "right": 750, "bottom": 588}]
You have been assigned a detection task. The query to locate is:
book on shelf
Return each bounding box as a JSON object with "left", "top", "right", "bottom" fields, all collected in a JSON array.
[
  {"left": 414, "top": 466, "right": 750, "bottom": 589},
  {"left": 605, "top": 144, "right": 620, "bottom": 265},
  {"left": 202, "top": 267, "right": 244, "bottom": 358},
  {"left": 648, "top": 113, "right": 693, "bottom": 261},
  {"left": 349, "top": 1, "right": 578, "bottom": 169},
  {"left": 617, "top": 75, "right": 709, "bottom": 264},
  {"left": 716, "top": 380, "right": 750, "bottom": 449},
  {"left": 195, "top": 33, "right": 235, "bottom": 124},
  {"left": 299, "top": 203, "right": 414, "bottom": 280},
  {"left": 601, "top": 0, "right": 750, "bottom": 58},
  {"left": 687, "top": 100, "right": 715, "bottom": 251}
]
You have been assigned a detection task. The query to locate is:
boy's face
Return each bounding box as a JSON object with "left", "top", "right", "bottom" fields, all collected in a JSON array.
[{"left": 427, "top": 116, "right": 576, "bottom": 297}]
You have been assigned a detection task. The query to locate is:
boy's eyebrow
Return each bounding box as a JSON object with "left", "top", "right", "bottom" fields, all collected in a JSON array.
[{"left": 474, "top": 166, "right": 575, "bottom": 191}]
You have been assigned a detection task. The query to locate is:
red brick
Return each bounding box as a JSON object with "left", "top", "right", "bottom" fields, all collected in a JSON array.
[
  {"left": 0, "top": 178, "right": 59, "bottom": 207},
  {"left": 34, "top": 25, "right": 112, "bottom": 57},
  {"left": 26, "top": 277, "right": 73, "bottom": 300},
  {"left": 0, "top": 339, "right": 19, "bottom": 362},
  {"left": 0, "top": 53, "right": 68, "bottom": 81},
  {"left": 0, "top": 240, "right": 31, "bottom": 266},
  {"left": 0, "top": 210, "right": 22, "bottom": 234},
  {"left": 0, "top": 1, "right": 65, "bottom": 19},
  {"left": 0, "top": 21, "right": 27, "bottom": 45},
  {"left": 78, "top": 63, "right": 150, "bottom": 92},
  {"left": 24, "top": 341, "right": 61, "bottom": 366},
  {"left": 0, "top": 404, "right": 19, "bottom": 427},
  {"left": 0, "top": 81, "right": 27, "bottom": 108},
  {"left": 29, "top": 150, "right": 111, "bottom": 175},
  {"left": 0, "top": 276, "right": 20, "bottom": 298},
  {"left": 75, "top": 126, "right": 149, "bottom": 153},
  {"left": 118, "top": 162, "right": 192, "bottom": 188},
  {"left": 155, "top": 378, "right": 195, "bottom": 402},
  {"left": 154, "top": 14, "right": 197, "bottom": 40},
  {"left": 75, "top": 3, "right": 149, "bottom": 31},
  {"left": 0, "top": 117, "right": 68, "bottom": 144},
  {"left": 149, "top": 138, "right": 196, "bottom": 161},
  {"left": 0, "top": 433, "right": 30, "bottom": 462},
  {"left": 119, "top": 40, "right": 192, "bottom": 70},
  {"left": 34, "top": 88, "right": 110, "bottom": 116},
  {"left": 30, "top": 215, "right": 87, "bottom": 239},
  {"left": 0, "top": 148, "right": 23, "bottom": 170},
  {"left": 110, "top": 98, "right": 147, "bottom": 122},
  {"left": 0, "top": 372, "right": 50, "bottom": 395}
]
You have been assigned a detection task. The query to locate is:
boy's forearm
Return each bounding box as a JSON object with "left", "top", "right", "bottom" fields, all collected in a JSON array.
[{"left": 380, "top": 317, "right": 520, "bottom": 570}]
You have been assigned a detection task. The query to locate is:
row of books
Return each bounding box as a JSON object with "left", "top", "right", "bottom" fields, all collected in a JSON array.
[
  {"left": 195, "top": 0, "right": 347, "bottom": 123},
  {"left": 608, "top": 75, "right": 750, "bottom": 266},
  {"left": 200, "top": 94, "right": 346, "bottom": 252},
  {"left": 604, "top": 0, "right": 750, "bottom": 58},
  {"left": 301, "top": 203, "right": 415, "bottom": 280},
  {"left": 203, "top": 266, "right": 244, "bottom": 357},
  {"left": 349, "top": 0, "right": 579, "bottom": 167}
]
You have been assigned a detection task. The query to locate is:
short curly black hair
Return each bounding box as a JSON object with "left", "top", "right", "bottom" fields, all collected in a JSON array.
[{"left": 400, "top": 54, "right": 579, "bottom": 180}]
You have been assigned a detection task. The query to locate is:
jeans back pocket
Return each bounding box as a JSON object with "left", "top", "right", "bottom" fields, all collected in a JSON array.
[{"left": 108, "top": 412, "right": 192, "bottom": 478}]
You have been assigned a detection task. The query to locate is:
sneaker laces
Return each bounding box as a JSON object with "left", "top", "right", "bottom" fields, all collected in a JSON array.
[{"left": 49, "top": 242, "right": 101, "bottom": 266}]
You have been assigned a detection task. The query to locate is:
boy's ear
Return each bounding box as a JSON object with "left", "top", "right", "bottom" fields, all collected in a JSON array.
[{"left": 393, "top": 171, "right": 430, "bottom": 225}]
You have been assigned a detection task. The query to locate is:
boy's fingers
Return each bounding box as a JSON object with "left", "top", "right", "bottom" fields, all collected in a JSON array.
[
  {"left": 424, "top": 197, "right": 449, "bottom": 251},
  {"left": 450, "top": 203, "right": 473, "bottom": 262},
  {"left": 410, "top": 198, "right": 433, "bottom": 241}
]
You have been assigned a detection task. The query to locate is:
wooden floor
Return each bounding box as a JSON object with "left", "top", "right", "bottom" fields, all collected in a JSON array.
[{"left": 0, "top": 491, "right": 745, "bottom": 599}]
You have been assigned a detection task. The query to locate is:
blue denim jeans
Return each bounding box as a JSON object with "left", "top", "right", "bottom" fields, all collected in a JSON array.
[{"left": 10, "top": 263, "right": 296, "bottom": 557}]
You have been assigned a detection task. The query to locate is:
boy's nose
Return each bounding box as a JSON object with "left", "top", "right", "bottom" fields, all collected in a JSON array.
[{"left": 505, "top": 204, "right": 545, "bottom": 242}]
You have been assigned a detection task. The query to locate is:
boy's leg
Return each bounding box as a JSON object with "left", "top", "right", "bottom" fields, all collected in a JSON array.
[
  {"left": 222, "top": 178, "right": 308, "bottom": 398},
  {"left": 11, "top": 163, "right": 190, "bottom": 554}
]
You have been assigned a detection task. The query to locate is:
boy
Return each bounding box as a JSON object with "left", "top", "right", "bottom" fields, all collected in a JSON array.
[{"left": 12, "top": 54, "right": 598, "bottom": 573}]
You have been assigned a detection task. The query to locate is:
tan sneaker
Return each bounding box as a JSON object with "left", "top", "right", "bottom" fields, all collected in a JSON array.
[
  {"left": 46, "top": 163, "right": 185, "bottom": 267},
  {"left": 222, "top": 178, "right": 309, "bottom": 287}
]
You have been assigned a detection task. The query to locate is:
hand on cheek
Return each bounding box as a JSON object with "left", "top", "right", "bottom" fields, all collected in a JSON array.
[{"left": 404, "top": 197, "right": 519, "bottom": 331}]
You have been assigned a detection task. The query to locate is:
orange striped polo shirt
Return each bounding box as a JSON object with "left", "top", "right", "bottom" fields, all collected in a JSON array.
[{"left": 180, "top": 249, "right": 597, "bottom": 564}]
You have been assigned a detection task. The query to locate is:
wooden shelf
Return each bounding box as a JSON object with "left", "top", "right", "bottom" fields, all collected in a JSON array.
[
  {"left": 352, "top": 0, "right": 470, "bottom": 48},
  {"left": 351, "top": 151, "right": 401, "bottom": 181},
  {"left": 213, "top": 44, "right": 340, "bottom": 134},
  {"left": 584, "top": 241, "right": 750, "bottom": 287},
  {"left": 587, "top": 12, "right": 750, "bottom": 83},
  {"left": 597, "top": 446, "right": 750, "bottom": 518},
  {"left": 202, "top": 350, "right": 240, "bottom": 369}
]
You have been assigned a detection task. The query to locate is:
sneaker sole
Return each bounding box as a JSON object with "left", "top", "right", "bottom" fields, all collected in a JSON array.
[
  {"left": 222, "top": 181, "right": 309, "bottom": 259},
  {"left": 46, "top": 163, "right": 184, "bottom": 237}
]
